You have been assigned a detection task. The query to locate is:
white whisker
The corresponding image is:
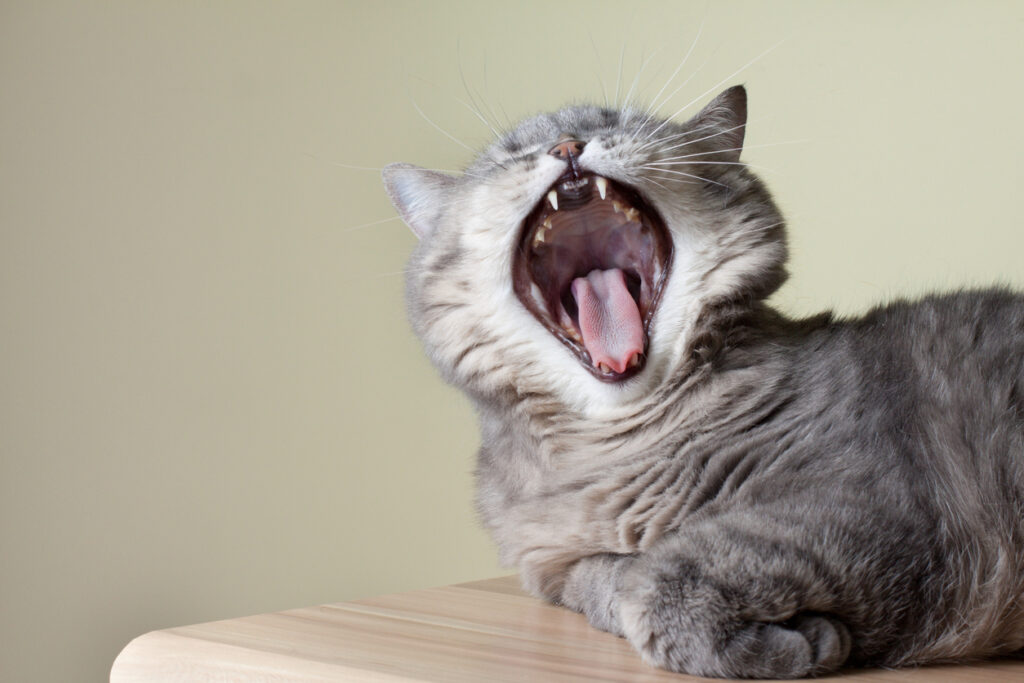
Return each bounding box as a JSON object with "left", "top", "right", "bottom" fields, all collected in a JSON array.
[
  {"left": 646, "top": 38, "right": 786, "bottom": 142},
  {"left": 342, "top": 216, "right": 403, "bottom": 232},
  {"left": 644, "top": 167, "right": 731, "bottom": 188},
  {"left": 587, "top": 30, "right": 610, "bottom": 108},
  {"left": 645, "top": 18, "right": 705, "bottom": 122}
]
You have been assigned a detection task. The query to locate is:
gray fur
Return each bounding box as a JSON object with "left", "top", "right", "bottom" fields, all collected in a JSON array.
[{"left": 383, "top": 86, "right": 1024, "bottom": 678}]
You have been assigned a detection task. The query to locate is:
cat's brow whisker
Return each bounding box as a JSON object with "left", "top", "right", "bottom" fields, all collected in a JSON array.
[
  {"left": 457, "top": 44, "right": 509, "bottom": 156},
  {"left": 587, "top": 30, "right": 610, "bottom": 109},
  {"left": 408, "top": 91, "right": 484, "bottom": 160},
  {"left": 643, "top": 45, "right": 721, "bottom": 130},
  {"left": 645, "top": 38, "right": 786, "bottom": 143},
  {"left": 641, "top": 18, "right": 706, "bottom": 128},
  {"left": 614, "top": 40, "right": 627, "bottom": 108},
  {"left": 476, "top": 50, "right": 508, "bottom": 137},
  {"left": 623, "top": 47, "right": 660, "bottom": 111}
]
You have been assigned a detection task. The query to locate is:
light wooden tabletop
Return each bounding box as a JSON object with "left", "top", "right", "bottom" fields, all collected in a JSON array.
[{"left": 111, "top": 575, "right": 1024, "bottom": 682}]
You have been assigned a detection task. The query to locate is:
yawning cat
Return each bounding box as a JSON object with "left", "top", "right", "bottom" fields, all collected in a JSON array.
[{"left": 383, "top": 85, "right": 1024, "bottom": 678}]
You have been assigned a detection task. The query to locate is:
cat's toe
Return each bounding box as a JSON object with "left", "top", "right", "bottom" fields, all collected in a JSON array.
[{"left": 790, "top": 614, "right": 851, "bottom": 674}]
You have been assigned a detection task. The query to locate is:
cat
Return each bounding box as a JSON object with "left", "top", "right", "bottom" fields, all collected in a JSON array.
[{"left": 382, "top": 85, "right": 1024, "bottom": 678}]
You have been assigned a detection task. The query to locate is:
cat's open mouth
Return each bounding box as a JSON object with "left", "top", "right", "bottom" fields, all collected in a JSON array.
[{"left": 512, "top": 172, "right": 673, "bottom": 382}]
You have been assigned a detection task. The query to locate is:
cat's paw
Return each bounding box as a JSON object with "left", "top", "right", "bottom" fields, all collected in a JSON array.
[{"left": 617, "top": 568, "right": 851, "bottom": 679}]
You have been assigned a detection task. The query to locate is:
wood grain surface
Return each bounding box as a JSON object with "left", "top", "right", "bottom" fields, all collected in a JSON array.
[{"left": 111, "top": 575, "right": 1024, "bottom": 682}]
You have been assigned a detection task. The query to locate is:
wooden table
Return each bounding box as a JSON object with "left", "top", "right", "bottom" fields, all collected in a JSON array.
[{"left": 111, "top": 575, "right": 1024, "bottom": 682}]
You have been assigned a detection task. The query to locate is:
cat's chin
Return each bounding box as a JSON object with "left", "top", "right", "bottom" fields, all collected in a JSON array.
[{"left": 512, "top": 171, "right": 673, "bottom": 383}]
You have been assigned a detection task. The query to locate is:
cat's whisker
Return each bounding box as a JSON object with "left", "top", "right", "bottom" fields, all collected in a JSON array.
[
  {"left": 586, "top": 30, "right": 610, "bottom": 109},
  {"left": 643, "top": 161, "right": 753, "bottom": 171},
  {"left": 642, "top": 45, "right": 721, "bottom": 130},
  {"left": 341, "top": 215, "right": 403, "bottom": 233},
  {"left": 634, "top": 122, "right": 721, "bottom": 154},
  {"left": 457, "top": 44, "right": 509, "bottom": 154},
  {"left": 623, "top": 47, "right": 660, "bottom": 112},
  {"left": 408, "top": 91, "right": 484, "bottom": 161},
  {"left": 614, "top": 40, "right": 627, "bottom": 108},
  {"left": 645, "top": 38, "right": 786, "bottom": 143},
  {"left": 649, "top": 139, "right": 808, "bottom": 163},
  {"left": 655, "top": 121, "right": 750, "bottom": 156},
  {"left": 643, "top": 176, "right": 672, "bottom": 192},
  {"left": 645, "top": 167, "right": 730, "bottom": 188},
  {"left": 310, "top": 157, "right": 492, "bottom": 183},
  {"left": 645, "top": 18, "right": 705, "bottom": 118}
]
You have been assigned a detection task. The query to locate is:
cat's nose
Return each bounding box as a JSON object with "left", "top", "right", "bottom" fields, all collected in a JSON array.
[{"left": 548, "top": 139, "right": 586, "bottom": 159}]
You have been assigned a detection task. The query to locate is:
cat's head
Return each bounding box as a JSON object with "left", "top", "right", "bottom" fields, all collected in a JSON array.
[{"left": 384, "top": 86, "right": 786, "bottom": 412}]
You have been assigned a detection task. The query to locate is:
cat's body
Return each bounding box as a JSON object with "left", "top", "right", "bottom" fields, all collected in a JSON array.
[{"left": 384, "top": 86, "right": 1024, "bottom": 678}]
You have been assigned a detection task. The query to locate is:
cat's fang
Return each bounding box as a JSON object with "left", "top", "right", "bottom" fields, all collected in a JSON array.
[
  {"left": 547, "top": 190, "right": 558, "bottom": 211},
  {"left": 595, "top": 176, "right": 608, "bottom": 200},
  {"left": 628, "top": 352, "right": 641, "bottom": 368}
]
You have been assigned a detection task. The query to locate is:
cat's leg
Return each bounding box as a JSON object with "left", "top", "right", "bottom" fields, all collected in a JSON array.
[
  {"left": 615, "top": 527, "right": 852, "bottom": 679},
  {"left": 560, "top": 553, "right": 635, "bottom": 636}
]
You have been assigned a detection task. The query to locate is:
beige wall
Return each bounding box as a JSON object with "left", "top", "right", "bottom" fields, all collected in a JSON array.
[{"left": 2, "top": 2, "right": 1022, "bottom": 681}]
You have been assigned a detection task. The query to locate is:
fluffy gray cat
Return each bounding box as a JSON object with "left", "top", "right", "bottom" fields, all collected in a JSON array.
[{"left": 382, "top": 85, "right": 1024, "bottom": 678}]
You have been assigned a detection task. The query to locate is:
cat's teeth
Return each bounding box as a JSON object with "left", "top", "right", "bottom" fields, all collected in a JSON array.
[
  {"left": 547, "top": 190, "right": 558, "bottom": 211},
  {"left": 612, "top": 200, "right": 625, "bottom": 214},
  {"left": 627, "top": 352, "right": 641, "bottom": 369},
  {"left": 530, "top": 282, "right": 546, "bottom": 308},
  {"left": 625, "top": 206, "right": 640, "bottom": 223},
  {"left": 532, "top": 219, "right": 553, "bottom": 248},
  {"left": 598, "top": 362, "right": 612, "bottom": 373},
  {"left": 595, "top": 176, "right": 608, "bottom": 200}
]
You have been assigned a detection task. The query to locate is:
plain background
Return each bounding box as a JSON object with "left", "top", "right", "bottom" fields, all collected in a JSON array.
[{"left": 3, "top": 1, "right": 1023, "bottom": 681}]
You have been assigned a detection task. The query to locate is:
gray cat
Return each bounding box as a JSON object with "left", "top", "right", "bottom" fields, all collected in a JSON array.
[{"left": 382, "top": 85, "right": 1024, "bottom": 678}]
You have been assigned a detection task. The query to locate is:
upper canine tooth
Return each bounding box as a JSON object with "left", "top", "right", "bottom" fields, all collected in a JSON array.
[
  {"left": 547, "top": 190, "right": 558, "bottom": 211},
  {"left": 595, "top": 176, "right": 608, "bottom": 200}
]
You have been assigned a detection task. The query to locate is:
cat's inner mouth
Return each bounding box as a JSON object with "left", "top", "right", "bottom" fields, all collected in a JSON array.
[{"left": 512, "top": 172, "right": 672, "bottom": 382}]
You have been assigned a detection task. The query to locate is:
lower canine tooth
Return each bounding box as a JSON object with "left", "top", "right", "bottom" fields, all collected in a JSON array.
[
  {"left": 547, "top": 190, "right": 558, "bottom": 211},
  {"left": 598, "top": 362, "right": 612, "bottom": 373},
  {"left": 595, "top": 176, "right": 608, "bottom": 200},
  {"left": 628, "top": 353, "right": 641, "bottom": 368}
]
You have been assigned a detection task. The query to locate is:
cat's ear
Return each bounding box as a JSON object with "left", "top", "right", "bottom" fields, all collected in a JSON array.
[
  {"left": 382, "top": 163, "right": 456, "bottom": 240},
  {"left": 691, "top": 85, "right": 747, "bottom": 163}
]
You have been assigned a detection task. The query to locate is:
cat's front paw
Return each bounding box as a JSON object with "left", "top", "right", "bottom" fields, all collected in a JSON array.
[{"left": 617, "top": 566, "right": 851, "bottom": 679}]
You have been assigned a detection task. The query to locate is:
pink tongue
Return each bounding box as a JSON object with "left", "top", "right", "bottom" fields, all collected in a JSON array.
[{"left": 570, "top": 269, "right": 644, "bottom": 374}]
